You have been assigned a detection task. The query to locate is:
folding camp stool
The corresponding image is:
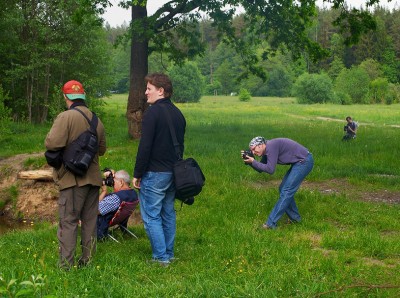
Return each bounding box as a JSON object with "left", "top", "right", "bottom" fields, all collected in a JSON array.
[{"left": 108, "top": 200, "right": 139, "bottom": 243}]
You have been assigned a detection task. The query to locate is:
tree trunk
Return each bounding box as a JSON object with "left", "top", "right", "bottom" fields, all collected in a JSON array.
[
  {"left": 41, "top": 63, "right": 50, "bottom": 123},
  {"left": 126, "top": 5, "right": 149, "bottom": 139},
  {"left": 27, "top": 74, "right": 33, "bottom": 123}
]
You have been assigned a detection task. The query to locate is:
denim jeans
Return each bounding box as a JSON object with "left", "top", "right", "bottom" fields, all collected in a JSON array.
[
  {"left": 266, "top": 153, "right": 314, "bottom": 228},
  {"left": 139, "top": 171, "right": 176, "bottom": 262}
]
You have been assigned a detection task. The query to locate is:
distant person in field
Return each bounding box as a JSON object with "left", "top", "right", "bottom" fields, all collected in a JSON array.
[
  {"left": 342, "top": 116, "right": 357, "bottom": 141},
  {"left": 241, "top": 137, "right": 314, "bottom": 229}
]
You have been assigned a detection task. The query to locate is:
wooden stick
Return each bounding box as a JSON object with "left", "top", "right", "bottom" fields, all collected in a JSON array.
[{"left": 17, "top": 170, "right": 53, "bottom": 181}]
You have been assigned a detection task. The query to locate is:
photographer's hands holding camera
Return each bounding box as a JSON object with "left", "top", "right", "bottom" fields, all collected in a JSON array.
[
  {"left": 241, "top": 150, "right": 255, "bottom": 165},
  {"left": 99, "top": 168, "right": 115, "bottom": 201}
]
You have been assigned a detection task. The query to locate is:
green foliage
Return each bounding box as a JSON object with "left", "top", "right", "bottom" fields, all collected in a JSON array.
[
  {"left": 293, "top": 72, "right": 335, "bottom": 104},
  {"left": 205, "top": 80, "right": 223, "bottom": 96},
  {"left": 170, "top": 62, "right": 204, "bottom": 103},
  {"left": 335, "top": 66, "right": 371, "bottom": 104},
  {"left": 265, "top": 65, "right": 294, "bottom": 97},
  {"left": 368, "top": 77, "right": 389, "bottom": 103},
  {"left": 385, "top": 83, "right": 400, "bottom": 105},
  {"left": 110, "top": 40, "right": 131, "bottom": 93},
  {"left": 214, "top": 58, "right": 240, "bottom": 95},
  {"left": 0, "top": 85, "right": 12, "bottom": 135},
  {"left": 334, "top": 91, "right": 352, "bottom": 105},
  {"left": 381, "top": 47, "right": 399, "bottom": 83},
  {"left": 238, "top": 88, "right": 251, "bottom": 102},
  {"left": 0, "top": 274, "right": 54, "bottom": 298},
  {"left": 359, "top": 58, "right": 383, "bottom": 80},
  {"left": 0, "top": 0, "right": 113, "bottom": 123},
  {"left": 328, "top": 57, "right": 345, "bottom": 81}
]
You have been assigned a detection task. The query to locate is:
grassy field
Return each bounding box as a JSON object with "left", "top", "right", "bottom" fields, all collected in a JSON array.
[{"left": 0, "top": 95, "right": 399, "bottom": 297}]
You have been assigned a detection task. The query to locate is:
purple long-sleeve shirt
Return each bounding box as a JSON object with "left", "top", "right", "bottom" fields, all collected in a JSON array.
[{"left": 251, "top": 138, "right": 309, "bottom": 174}]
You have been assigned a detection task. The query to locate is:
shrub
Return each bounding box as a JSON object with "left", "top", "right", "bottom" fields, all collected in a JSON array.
[
  {"left": 238, "top": 88, "right": 251, "bottom": 102},
  {"left": 205, "top": 80, "right": 222, "bottom": 96},
  {"left": 359, "top": 58, "right": 383, "bottom": 80},
  {"left": 335, "top": 66, "right": 370, "bottom": 104},
  {"left": 386, "top": 83, "right": 400, "bottom": 105},
  {"left": 368, "top": 78, "right": 389, "bottom": 103},
  {"left": 170, "top": 62, "right": 205, "bottom": 103},
  {"left": 292, "top": 73, "right": 335, "bottom": 104},
  {"left": 334, "top": 91, "right": 352, "bottom": 105}
]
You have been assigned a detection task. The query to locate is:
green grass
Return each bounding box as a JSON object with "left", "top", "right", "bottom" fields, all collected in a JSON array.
[{"left": 0, "top": 95, "right": 399, "bottom": 297}]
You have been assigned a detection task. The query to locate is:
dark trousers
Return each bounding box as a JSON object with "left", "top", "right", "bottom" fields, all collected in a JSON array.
[
  {"left": 97, "top": 212, "right": 129, "bottom": 240},
  {"left": 58, "top": 185, "right": 99, "bottom": 268}
]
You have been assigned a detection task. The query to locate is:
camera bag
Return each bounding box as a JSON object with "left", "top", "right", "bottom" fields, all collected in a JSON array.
[
  {"left": 45, "top": 149, "right": 63, "bottom": 169},
  {"left": 162, "top": 106, "right": 205, "bottom": 205},
  {"left": 62, "top": 108, "right": 99, "bottom": 176}
]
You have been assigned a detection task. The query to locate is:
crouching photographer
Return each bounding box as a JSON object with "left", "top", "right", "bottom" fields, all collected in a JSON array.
[
  {"left": 97, "top": 169, "right": 138, "bottom": 240},
  {"left": 342, "top": 116, "right": 357, "bottom": 141},
  {"left": 241, "top": 136, "right": 314, "bottom": 229}
]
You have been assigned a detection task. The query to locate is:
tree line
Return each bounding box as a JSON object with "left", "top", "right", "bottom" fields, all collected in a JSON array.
[
  {"left": 0, "top": 1, "right": 398, "bottom": 135},
  {"left": 108, "top": 6, "right": 399, "bottom": 105}
]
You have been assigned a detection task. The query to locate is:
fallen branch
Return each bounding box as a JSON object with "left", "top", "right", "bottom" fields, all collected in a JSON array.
[{"left": 17, "top": 170, "right": 53, "bottom": 181}]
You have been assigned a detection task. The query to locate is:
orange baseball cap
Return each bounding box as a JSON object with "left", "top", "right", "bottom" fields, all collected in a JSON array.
[{"left": 62, "top": 80, "right": 86, "bottom": 100}]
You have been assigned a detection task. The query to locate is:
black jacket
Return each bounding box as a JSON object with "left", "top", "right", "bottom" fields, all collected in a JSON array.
[{"left": 134, "top": 98, "right": 186, "bottom": 178}]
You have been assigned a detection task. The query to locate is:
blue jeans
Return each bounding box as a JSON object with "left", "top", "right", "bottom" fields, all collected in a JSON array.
[
  {"left": 139, "top": 171, "right": 176, "bottom": 262},
  {"left": 266, "top": 153, "right": 314, "bottom": 228}
]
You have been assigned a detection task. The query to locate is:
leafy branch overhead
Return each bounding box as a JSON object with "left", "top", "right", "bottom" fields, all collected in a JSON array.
[{"left": 122, "top": 0, "right": 384, "bottom": 66}]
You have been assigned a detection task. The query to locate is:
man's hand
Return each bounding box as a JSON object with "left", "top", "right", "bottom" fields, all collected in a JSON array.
[
  {"left": 133, "top": 177, "right": 141, "bottom": 189},
  {"left": 241, "top": 150, "right": 254, "bottom": 165}
]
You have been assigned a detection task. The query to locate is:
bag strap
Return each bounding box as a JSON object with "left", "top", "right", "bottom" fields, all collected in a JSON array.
[
  {"left": 161, "top": 105, "right": 183, "bottom": 160},
  {"left": 72, "top": 107, "right": 98, "bottom": 135}
]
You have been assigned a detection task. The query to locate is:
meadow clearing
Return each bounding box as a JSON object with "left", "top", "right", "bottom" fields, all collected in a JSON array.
[{"left": 0, "top": 95, "right": 399, "bottom": 297}]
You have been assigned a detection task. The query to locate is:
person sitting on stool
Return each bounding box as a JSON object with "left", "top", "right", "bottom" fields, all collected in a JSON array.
[{"left": 97, "top": 170, "right": 138, "bottom": 240}]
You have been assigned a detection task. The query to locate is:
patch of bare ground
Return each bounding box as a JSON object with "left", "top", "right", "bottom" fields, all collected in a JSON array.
[
  {"left": 249, "top": 178, "right": 400, "bottom": 204},
  {"left": 0, "top": 153, "right": 141, "bottom": 226},
  {"left": 296, "top": 233, "right": 399, "bottom": 268}
]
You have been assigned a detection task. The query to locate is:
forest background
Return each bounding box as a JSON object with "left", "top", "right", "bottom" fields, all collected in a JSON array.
[{"left": 0, "top": 1, "right": 399, "bottom": 132}]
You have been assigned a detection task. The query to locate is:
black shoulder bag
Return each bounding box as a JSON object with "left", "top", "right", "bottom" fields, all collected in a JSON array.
[
  {"left": 62, "top": 108, "right": 99, "bottom": 176},
  {"left": 45, "top": 108, "right": 99, "bottom": 175},
  {"left": 162, "top": 106, "right": 205, "bottom": 205}
]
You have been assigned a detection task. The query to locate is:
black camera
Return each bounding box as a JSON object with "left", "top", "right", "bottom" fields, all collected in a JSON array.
[
  {"left": 242, "top": 150, "right": 254, "bottom": 159},
  {"left": 102, "top": 168, "right": 114, "bottom": 187},
  {"left": 344, "top": 125, "right": 348, "bottom": 131}
]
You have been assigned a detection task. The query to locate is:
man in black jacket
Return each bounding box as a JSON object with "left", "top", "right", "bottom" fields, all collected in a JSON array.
[{"left": 133, "top": 73, "right": 186, "bottom": 266}]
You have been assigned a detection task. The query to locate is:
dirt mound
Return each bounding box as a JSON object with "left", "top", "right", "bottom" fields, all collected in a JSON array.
[
  {"left": 0, "top": 153, "right": 59, "bottom": 221},
  {"left": 0, "top": 153, "right": 141, "bottom": 225}
]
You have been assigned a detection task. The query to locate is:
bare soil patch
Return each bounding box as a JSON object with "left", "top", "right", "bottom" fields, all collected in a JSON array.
[
  {"left": 0, "top": 153, "right": 141, "bottom": 225},
  {"left": 250, "top": 178, "right": 400, "bottom": 204}
]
